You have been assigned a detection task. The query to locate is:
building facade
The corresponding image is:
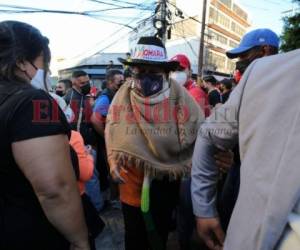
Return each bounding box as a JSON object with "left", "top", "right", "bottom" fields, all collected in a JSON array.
[{"left": 168, "top": 0, "right": 251, "bottom": 74}]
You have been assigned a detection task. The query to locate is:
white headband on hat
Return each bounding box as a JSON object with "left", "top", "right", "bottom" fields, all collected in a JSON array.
[{"left": 132, "top": 44, "right": 167, "bottom": 62}]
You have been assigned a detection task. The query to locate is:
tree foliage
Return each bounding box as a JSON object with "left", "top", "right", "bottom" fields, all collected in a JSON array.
[{"left": 280, "top": 0, "right": 300, "bottom": 52}]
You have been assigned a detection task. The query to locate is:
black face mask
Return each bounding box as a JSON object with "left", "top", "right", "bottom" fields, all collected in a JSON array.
[
  {"left": 55, "top": 90, "right": 65, "bottom": 97},
  {"left": 137, "top": 74, "right": 164, "bottom": 97},
  {"left": 235, "top": 59, "right": 252, "bottom": 74},
  {"left": 80, "top": 83, "right": 91, "bottom": 95}
]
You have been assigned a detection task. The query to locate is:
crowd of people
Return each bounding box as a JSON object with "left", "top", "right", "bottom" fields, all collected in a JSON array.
[{"left": 1, "top": 19, "right": 300, "bottom": 250}]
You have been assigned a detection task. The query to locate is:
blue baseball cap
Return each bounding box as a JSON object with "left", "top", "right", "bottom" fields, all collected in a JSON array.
[{"left": 226, "top": 28, "right": 279, "bottom": 59}]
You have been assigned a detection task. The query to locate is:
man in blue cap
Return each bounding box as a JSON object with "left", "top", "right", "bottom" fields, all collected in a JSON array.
[
  {"left": 216, "top": 28, "right": 281, "bottom": 233},
  {"left": 227, "top": 28, "right": 279, "bottom": 83},
  {"left": 191, "top": 28, "right": 280, "bottom": 250}
]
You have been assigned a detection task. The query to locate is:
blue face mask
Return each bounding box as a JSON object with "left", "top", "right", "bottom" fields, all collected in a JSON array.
[{"left": 136, "top": 73, "right": 164, "bottom": 97}]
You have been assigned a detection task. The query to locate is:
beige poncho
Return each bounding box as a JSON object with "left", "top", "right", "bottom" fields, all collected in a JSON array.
[{"left": 105, "top": 80, "right": 204, "bottom": 178}]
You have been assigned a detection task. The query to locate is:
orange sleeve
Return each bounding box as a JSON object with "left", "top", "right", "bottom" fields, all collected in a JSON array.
[{"left": 70, "top": 131, "right": 94, "bottom": 182}]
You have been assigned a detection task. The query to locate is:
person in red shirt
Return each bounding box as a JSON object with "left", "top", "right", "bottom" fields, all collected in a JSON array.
[{"left": 169, "top": 54, "right": 210, "bottom": 117}]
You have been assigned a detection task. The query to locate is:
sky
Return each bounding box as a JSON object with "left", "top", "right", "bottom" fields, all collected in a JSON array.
[
  {"left": 0, "top": 0, "right": 297, "bottom": 74},
  {"left": 236, "top": 0, "right": 296, "bottom": 32}
]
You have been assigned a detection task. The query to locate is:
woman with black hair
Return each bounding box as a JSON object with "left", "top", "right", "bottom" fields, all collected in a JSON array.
[
  {"left": 0, "top": 21, "right": 89, "bottom": 250},
  {"left": 202, "top": 75, "right": 222, "bottom": 108}
]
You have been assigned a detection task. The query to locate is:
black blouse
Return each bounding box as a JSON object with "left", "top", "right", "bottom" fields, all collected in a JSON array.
[{"left": 0, "top": 84, "right": 71, "bottom": 249}]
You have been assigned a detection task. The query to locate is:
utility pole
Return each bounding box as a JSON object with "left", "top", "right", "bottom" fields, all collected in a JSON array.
[
  {"left": 198, "top": 0, "right": 207, "bottom": 78},
  {"left": 160, "top": 0, "right": 167, "bottom": 43},
  {"left": 154, "top": 0, "right": 168, "bottom": 44}
]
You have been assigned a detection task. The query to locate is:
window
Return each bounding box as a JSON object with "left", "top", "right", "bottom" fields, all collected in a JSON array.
[
  {"left": 209, "top": 7, "right": 230, "bottom": 29},
  {"left": 209, "top": 7, "right": 218, "bottom": 24},
  {"left": 229, "top": 40, "right": 239, "bottom": 48},
  {"left": 218, "top": 12, "right": 230, "bottom": 29},
  {"left": 219, "top": 0, "right": 232, "bottom": 9},
  {"left": 209, "top": 30, "right": 228, "bottom": 46},
  {"left": 231, "top": 21, "right": 245, "bottom": 37},
  {"left": 233, "top": 4, "right": 248, "bottom": 21},
  {"left": 208, "top": 51, "right": 226, "bottom": 71}
]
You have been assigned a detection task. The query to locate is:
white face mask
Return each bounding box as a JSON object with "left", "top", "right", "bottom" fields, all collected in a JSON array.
[
  {"left": 31, "top": 69, "right": 52, "bottom": 92},
  {"left": 169, "top": 71, "right": 188, "bottom": 86}
]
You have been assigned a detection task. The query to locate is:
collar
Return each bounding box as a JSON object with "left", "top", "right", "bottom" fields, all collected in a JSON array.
[{"left": 72, "top": 87, "right": 83, "bottom": 96}]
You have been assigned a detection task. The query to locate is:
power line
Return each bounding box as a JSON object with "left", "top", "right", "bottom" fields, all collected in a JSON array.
[
  {"left": 68, "top": 13, "right": 154, "bottom": 60},
  {"left": 91, "top": 14, "right": 154, "bottom": 53},
  {"left": 87, "top": 14, "right": 136, "bottom": 28},
  {"left": 166, "top": 0, "right": 203, "bottom": 25},
  {"left": 84, "top": 6, "right": 139, "bottom": 13},
  {"left": 0, "top": 8, "right": 89, "bottom": 16},
  {"left": 0, "top": 4, "right": 44, "bottom": 11},
  {"left": 109, "top": 0, "right": 155, "bottom": 8},
  {"left": 88, "top": 0, "right": 154, "bottom": 10},
  {"left": 237, "top": 1, "right": 269, "bottom": 11},
  {"left": 88, "top": 0, "right": 132, "bottom": 8},
  {"left": 178, "top": 22, "right": 198, "bottom": 57},
  {"left": 0, "top": 4, "right": 151, "bottom": 30},
  {"left": 0, "top": 5, "right": 131, "bottom": 15},
  {"left": 0, "top": 2, "right": 153, "bottom": 15},
  {"left": 75, "top": 28, "right": 132, "bottom": 67},
  {"left": 261, "top": 0, "right": 282, "bottom": 5}
]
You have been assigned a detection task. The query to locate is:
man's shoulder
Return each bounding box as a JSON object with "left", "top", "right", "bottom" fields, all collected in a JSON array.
[
  {"left": 95, "top": 94, "right": 110, "bottom": 106},
  {"left": 253, "top": 49, "right": 300, "bottom": 72},
  {"left": 65, "top": 88, "right": 81, "bottom": 99},
  {"left": 243, "top": 49, "right": 300, "bottom": 89}
]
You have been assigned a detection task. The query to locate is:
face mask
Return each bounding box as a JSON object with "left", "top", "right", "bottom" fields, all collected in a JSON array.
[
  {"left": 80, "top": 83, "right": 91, "bottom": 95},
  {"left": 55, "top": 90, "right": 65, "bottom": 97},
  {"left": 169, "top": 71, "right": 188, "bottom": 86},
  {"left": 31, "top": 69, "right": 52, "bottom": 92},
  {"left": 235, "top": 59, "right": 252, "bottom": 74},
  {"left": 137, "top": 73, "right": 164, "bottom": 97}
]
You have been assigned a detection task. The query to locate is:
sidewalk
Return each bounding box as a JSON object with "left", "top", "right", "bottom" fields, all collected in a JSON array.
[
  {"left": 95, "top": 207, "right": 124, "bottom": 250},
  {"left": 95, "top": 206, "right": 199, "bottom": 250}
]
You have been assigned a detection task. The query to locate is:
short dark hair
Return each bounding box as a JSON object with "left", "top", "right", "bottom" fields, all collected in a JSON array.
[
  {"left": 0, "top": 21, "right": 50, "bottom": 85},
  {"left": 72, "top": 70, "right": 88, "bottom": 78},
  {"left": 203, "top": 75, "right": 217, "bottom": 85},
  {"left": 58, "top": 79, "right": 72, "bottom": 90},
  {"left": 106, "top": 69, "right": 123, "bottom": 82},
  {"left": 220, "top": 78, "right": 233, "bottom": 90}
]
